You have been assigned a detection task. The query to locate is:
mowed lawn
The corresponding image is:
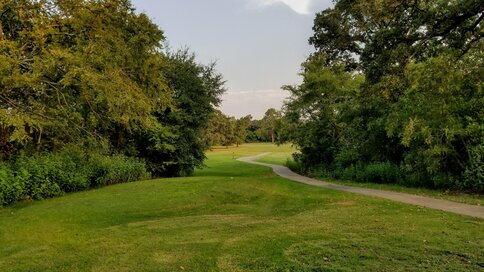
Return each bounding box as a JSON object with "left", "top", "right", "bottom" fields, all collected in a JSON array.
[{"left": 0, "top": 144, "right": 483, "bottom": 271}]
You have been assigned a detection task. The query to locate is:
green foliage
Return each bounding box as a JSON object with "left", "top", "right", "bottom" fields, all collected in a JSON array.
[
  {"left": 258, "top": 108, "right": 282, "bottom": 143},
  {"left": 0, "top": 148, "right": 149, "bottom": 206},
  {"left": 282, "top": 55, "right": 364, "bottom": 170},
  {"left": 0, "top": 145, "right": 482, "bottom": 271},
  {"left": 87, "top": 154, "right": 149, "bottom": 187},
  {"left": 0, "top": 1, "right": 226, "bottom": 205},
  {"left": 282, "top": 0, "right": 483, "bottom": 192},
  {"left": 0, "top": 164, "right": 23, "bottom": 206},
  {"left": 145, "top": 49, "right": 225, "bottom": 177},
  {"left": 463, "top": 145, "right": 484, "bottom": 192},
  {"left": 360, "top": 162, "right": 401, "bottom": 184},
  {"left": 235, "top": 115, "right": 252, "bottom": 146},
  {"left": 0, "top": 0, "right": 171, "bottom": 156},
  {"left": 14, "top": 156, "right": 63, "bottom": 200},
  {"left": 245, "top": 120, "right": 264, "bottom": 142},
  {"left": 204, "top": 110, "right": 274, "bottom": 148},
  {"left": 205, "top": 110, "right": 236, "bottom": 147}
]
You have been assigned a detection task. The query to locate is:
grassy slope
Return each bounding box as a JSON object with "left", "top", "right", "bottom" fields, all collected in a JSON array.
[
  {"left": 0, "top": 143, "right": 482, "bottom": 271},
  {"left": 255, "top": 147, "right": 484, "bottom": 206}
]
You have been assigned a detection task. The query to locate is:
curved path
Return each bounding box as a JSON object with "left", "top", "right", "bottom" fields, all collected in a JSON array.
[{"left": 238, "top": 153, "right": 484, "bottom": 219}]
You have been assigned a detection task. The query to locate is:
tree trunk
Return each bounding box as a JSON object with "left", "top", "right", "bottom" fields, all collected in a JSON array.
[{"left": 36, "top": 127, "right": 43, "bottom": 153}]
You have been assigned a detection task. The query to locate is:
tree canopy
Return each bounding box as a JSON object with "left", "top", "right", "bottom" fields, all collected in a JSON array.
[
  {"left": 282, "top": 0, "right": 483, "bottom": 192},
  {"left": 0, "top": 0, "right": 228, "bottom": 205}
]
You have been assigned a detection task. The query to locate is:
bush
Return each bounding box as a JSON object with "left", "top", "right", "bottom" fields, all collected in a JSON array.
[
  {"left": 285, "top": 158, "right": 302, "bottom": 173},
  {"left": 360, "top": 162, "right": 401, "bottom": 184},
  {"left": 87, "top": 154, "right": 149, "bottom": 187},
  {"left": 0, "top": 164, "right": 24, "bottom": 206},
  {"left": 51, "top": 148, "right": 91, "bottom": 192},
  {"left": 14, "top": 156, "right": 63, "bottom": 200},
  {"left": 462, "top": 145, "right": 484, "bottom": 192},
  {"left": 0, "top": 149, "right": 150, "bottom": 206},
  {"left": 334, "top": 149, "right": 361, "bottom": 169},
  {"left": 340, "top": 165, "right": 363, "bottom": 181}
]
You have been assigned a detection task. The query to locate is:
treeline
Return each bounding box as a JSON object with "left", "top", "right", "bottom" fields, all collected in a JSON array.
[
  {"left": 0, "top": 0, "right": 225, "bottom": 205},
  {"left": 205, "top": 108, "right": 282, "bottom": 147},
  {"left": 280, "top": 0, "right": 483, "bottom": 192}
]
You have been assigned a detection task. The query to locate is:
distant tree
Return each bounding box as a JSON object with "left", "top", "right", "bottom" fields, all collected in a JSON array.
[
  {"left": 205, "top": 110, "right": 236, "bottom": 148},
  {"left": 234, "top": 115, "right": 252, "bottom": 147},
  {"left": 246, "top": 120, "right": 263, "bottom": 143},
  {"left": 259, "top": 109, "right": 282, "bottom": 143}
]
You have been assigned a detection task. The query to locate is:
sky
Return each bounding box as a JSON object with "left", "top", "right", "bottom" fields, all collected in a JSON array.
[{"left": 131, "top": 0, "right": 334, "bottom": 119}]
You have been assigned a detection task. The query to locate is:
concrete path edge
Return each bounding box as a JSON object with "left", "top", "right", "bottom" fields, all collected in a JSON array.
[{"left": 238, "top": 153, "right": 484, "bottom": 219}]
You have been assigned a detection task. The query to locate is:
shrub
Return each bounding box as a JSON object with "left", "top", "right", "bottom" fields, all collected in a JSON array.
[
  {"left": 14, "top": 156, "right": 63, "bottom": 200},
  {"left": 340, "top": 165, "right": 362, "bottom": 181},
  {"left": 462, "top": 145, "right": 484, "bottom": 192},
  {"left": 334, "top": 149, "right": 361, "bottom": 169},
  {"left": 87, "top": 154, "right": 149, "bottom": 187},
  {"left": 0, "top": 164, "right": 23, "bottom": 206},
  {"left": 431, "top": 174, "right": 458, "bottom": 190},
  {"left": 360, "top": 162, "right": 401, "bottom": 184},
  {"left": 0, "top": 148, "right": 150, "bottom": 206},
  {"left": 44, "top": 148, "right": 90, "bottom": 193},
  {"left": 285, "top": 158, "right": 302, "bottom": 173}
]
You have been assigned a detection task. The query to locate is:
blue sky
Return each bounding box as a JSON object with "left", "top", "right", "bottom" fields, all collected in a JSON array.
[{"left": 131, "top": 0, "right": 333, "bottom": 118}]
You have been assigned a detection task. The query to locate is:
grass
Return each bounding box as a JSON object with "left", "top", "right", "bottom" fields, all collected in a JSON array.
[
  {"left": 323, "top": 179, "right": 484, "bottom": 206},
  {"left": 255, "top": 149, "right": 484, "bottom": 206},
  {"left": 0, "top": 143, "right": 483, "bottom": 271}
]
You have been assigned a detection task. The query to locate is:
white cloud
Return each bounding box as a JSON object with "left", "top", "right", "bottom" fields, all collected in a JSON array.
[
  {"left": 219, "top": 89, "right": 290, "bottom": 119},
  {"left": 251, "top": 0, "right": 315, "bottom": 15}
]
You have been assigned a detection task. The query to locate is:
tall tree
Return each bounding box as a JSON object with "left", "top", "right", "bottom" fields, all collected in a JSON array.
[
  {"left": 205, "top": 110, "right": 236, "bottom": 148},
  {"left": 282, "top": 0, "right": 483, "bottom": 191},
  {"left": 259, "top": 108, "right": 282, "bottom": 143},
  {"left": 234, "top": 115, "right": 252, "bottom": 147},
  {"left": 137, "top": 50, "right": 226, "bottom": 176},
  {"left": 0, "top": 0, "right": 171, "bottom": 155},
  {"left": 0, "top": 0, "right": 227, "bottom": 178}
]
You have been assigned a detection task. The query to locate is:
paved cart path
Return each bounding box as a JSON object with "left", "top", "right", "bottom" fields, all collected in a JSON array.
[{"left": 238, "top": 153, "right": 484, "bottom": 219}]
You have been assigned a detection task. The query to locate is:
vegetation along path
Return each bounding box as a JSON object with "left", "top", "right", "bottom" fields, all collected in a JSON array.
[
  {"left": 239, "top": 153, "right": 484, "bottom": 219},
  {"left": 1, "top": 144, "right": 483, "bottom": 271}
]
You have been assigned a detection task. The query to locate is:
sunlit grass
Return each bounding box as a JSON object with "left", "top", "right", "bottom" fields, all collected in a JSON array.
[
  {"left": 0, "top": 143, "right": 482, "bottom": 271},
  {"left": 255, "top": 150, "right": 484, "bottom": 206}
]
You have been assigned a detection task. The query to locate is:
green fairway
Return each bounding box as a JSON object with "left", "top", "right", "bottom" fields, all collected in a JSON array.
[{"left": 0, "top": 144, "right": 483, "bottom": 271}]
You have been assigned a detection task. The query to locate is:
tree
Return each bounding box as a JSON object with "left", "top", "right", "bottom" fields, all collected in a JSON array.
[
  {"left": 234, "top": 115, "right": 252, "bottom": 147},
  {"left": 282, "top": 54, "right": 363, "bottom": 169},
  {"left": 386, "top": 50, "right": 483, "bottom": 189},
  {"left": 205, "top": 110, "right": 236, "bottom": 148},
  {"left": 0, "top": 0, "right": 171, "bottom": 156},
  {"left": 245, "top": 120, "right": 263, "bottom": 142},
  {"left": 136, "top": 50, "right": 226, "bottom": 176},
  {"left": 309, "top": 0, "right": 484, "bottom": 166},
  {"left": 259, "top": 108, "right": 282, "bottom": 143},
  {"left": 0, "top": 0, "right": 226, "bottom": 178},
  {"left": 311, "top": 0, "right": 483, "bottom": 83},
  {"left": 282, "top": 0, "right": 483, "bottom": 191}
]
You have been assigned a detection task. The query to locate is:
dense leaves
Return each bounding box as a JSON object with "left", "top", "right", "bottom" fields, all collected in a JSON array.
[
  {"left": 0, "top": 148, "right": 149, "bottom": 206},
  {"left": 143, "top": 50, "right": 226, "bottom": 176},
  {"left": 283, "top": 0, "right": 483, "bottom": 192},
  {"left": 0, "top": 0, "right": 225, "bottom": 205}
]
